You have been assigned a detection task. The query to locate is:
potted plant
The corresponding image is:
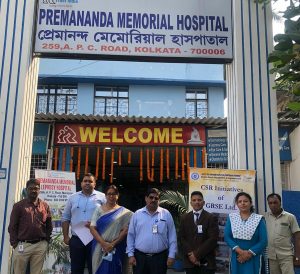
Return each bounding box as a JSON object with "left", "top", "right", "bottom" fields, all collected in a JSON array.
[
  {"left": 43, "top": 232, "right": 71, "bottom": 274},
  {"left": 159, "top": 190, "right": 188, "bottom": 272}
]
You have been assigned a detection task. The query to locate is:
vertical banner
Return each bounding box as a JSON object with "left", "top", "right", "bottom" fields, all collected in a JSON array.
[
  {"left": 278, "top": 127, "right": 292, "bottom": 161},
  {"left": 32, "top": 123, "right": 50, "bottom": 155},
  {"left": 35, "top": 169, "right": 76, "bottom": 274},
  {"left": 189, "top": 168, "right": 256, "bottom": 274},
  {"left": 206, "top": 129, "right": 228, "bottom": 164}
]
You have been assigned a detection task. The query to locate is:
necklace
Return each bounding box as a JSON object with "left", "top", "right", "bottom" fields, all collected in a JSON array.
[
  {"left": 105, "top": 203, "right": 118, "bottom": 211},
  {"left": 240, "top": 213, "right": 251, "bottom": 221}
]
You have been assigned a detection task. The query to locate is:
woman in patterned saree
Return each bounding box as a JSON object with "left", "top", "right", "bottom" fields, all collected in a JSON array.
[
  {"left": 224, "top": 192, "right": 268, "bottom": 274},
  {"left": 90, "top": 185, "right": 133, "bottom": 274}
]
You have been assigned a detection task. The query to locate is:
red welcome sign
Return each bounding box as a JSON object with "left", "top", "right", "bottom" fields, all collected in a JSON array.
[{"left": 54, "top": 124, "right": 206, "bottom": 146}]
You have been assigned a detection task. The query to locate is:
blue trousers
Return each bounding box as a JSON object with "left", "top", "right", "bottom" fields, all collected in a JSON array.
[{"left": 69, "top": 236, "right": 92, "bottom": 274}]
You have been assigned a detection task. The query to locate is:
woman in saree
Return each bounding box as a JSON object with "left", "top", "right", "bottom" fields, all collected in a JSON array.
[{"left": 90, "top": 185, "right": 133, "bottom": 274}]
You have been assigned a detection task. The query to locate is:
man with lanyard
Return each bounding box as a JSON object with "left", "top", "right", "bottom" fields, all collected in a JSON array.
[
  {"left": 126, "top": 188, "right": 177, "bottom": 274},
  {"left": 264, "top": 193, "right": 300, "bottom": 274},
  {"left": 8, "top": 178, "right": 53, "bottom": 274},
  {"left": 62, "top": 173, "right": 106, "bottom": 274},
  {"left": 179, "top": 191, "right": 219, "bottom": 274}
]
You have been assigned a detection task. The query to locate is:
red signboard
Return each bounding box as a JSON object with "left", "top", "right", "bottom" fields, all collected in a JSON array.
[{"left": 54, "top": 124, "right": 206, "bottom": 146}]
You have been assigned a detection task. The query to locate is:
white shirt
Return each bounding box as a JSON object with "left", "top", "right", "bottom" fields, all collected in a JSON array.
[{"left": 193, "top": 209, "right": 203, "bottom": 223}]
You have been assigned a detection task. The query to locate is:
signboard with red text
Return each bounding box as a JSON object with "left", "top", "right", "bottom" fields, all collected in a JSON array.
[
  {"left": 35, "top": 169, "right": 76, "bottom": 274},
  {"left": 34, "top": 0, "right": 232, "bottom": 62}
]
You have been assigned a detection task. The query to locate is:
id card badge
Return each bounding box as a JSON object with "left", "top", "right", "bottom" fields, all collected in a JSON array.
[
  {"left": 152, "top": 224, "right": 158, "bottom": 234},
  {"left": 18, "top": 243, "right": 24, "bottom": 253},
  {"left": 197, "top": 225, "right": 203, "bottom": 234},
  {"left": 103, "top": 252, "right": 113, "bottom": 261}
]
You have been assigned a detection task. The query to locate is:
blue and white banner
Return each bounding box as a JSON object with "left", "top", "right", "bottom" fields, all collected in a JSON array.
[
  {"left": 32, "top": 123, "right": 50, "bottom": 155},
  {"left": 278, "top": 127, "right": 292, "bottom": 161},
  {"left": 207, "top": 129, "right": 228, "bottom": 163},
  {"left": 34, "top": 0, "right": 232, "bottom": 61}
]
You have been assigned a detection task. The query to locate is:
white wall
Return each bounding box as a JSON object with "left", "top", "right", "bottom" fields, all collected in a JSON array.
[
  {"left": 289, "top": 125, "right": 300, "bottom": 190},
  {"left": 226, "top": 0, "right": 281, "bottom": 213},
  {"left": 129, "top": 85, "right": 185, "bottom": 117}
]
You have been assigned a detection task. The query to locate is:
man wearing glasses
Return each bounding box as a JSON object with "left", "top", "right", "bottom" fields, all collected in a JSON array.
[
  {"left": 8, "top": 178, "right": 53, "bottom": 274},
  {"left": 127, "top": 188, "right": 177, "bottom": 274},
  {"left": 62, "top": 173, "right": 106, "bottom": 274}
]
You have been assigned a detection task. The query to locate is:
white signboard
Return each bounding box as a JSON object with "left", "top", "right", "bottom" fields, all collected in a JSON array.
[
  {"left": 35, "top": 169, "right": 76, "bottom": 274},
  {"left": 189, "top": 168, "right": 256, "bottom": 214},
  {"left": 34, "top": 0, "right": 233, "bottom": 62},
  {"left": 35, "top": 169, "right": 76, "bottom": 206},
  {"left": 189, "top": 168, "right": 256, "bottom": 274}
]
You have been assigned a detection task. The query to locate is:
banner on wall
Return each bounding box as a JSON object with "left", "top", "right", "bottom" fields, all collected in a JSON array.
[
  {"left": 54, "top": 124, "right": 206, "bottom": 146},
  {"left": 32, "top": 123, "right": 50, "bottom": 155},
  {"left": 207, "top": 129, "right": 228, "bottom": 164},
  {"left": 34, "top": 0, "right": 232, "bottom": 62},
  {"left": 189, "top": 168, "right": 256, "bottom": 212},
  {"left": 278, "top": 127, "right": 292, "bottom": 161},
  {"left": 189, "top": 168, "right": 256, "bottom": 274},
  {"left": 35, "top": 169, "right": 76, "bottom": 274}
]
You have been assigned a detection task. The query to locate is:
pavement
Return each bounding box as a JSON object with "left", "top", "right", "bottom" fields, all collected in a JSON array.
[{"left": 167, "top": 269, "right": 185, "bottom": 274}]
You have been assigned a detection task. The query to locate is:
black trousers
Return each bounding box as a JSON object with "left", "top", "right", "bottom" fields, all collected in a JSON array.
[
  {"left": 69, "top": 235, "right": 92, "bottom": 274},
  {"left": 185, "top": 265, "right": 215, "bottom": 274},
  {"left": 133, "top": 249, "right": 168, "bottom": 274}
]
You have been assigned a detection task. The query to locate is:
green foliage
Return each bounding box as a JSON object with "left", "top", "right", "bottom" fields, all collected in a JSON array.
[
  {"left": 47, "top": 232, "right": 70, "bottom": 268},
  {"left": 159, "top": 190, "right": 188, "bottom": 219},
  {"left": 287, "top": 101, "right": 300, "bottom": 111},
  {"left": 267, "top": 0, "right": 300, "bottom": 112},
  {"left": 159, "top": 190, "right": 188, "bottom": 260}
]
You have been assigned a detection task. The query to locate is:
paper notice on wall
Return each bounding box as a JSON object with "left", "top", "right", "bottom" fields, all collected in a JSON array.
[{"left": 35, "top": 169, "right": 76, "bottom": 274}]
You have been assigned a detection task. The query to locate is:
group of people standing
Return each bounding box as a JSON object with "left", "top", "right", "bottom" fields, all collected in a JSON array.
[
  {"left": 224, "top": 192, "right": 300, "bottom": 274},
  {"left": 8, "top": 173, "right": 300, "bottom": 274}
]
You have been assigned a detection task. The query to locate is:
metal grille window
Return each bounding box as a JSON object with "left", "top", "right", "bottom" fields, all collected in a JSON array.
[
  {"left": 36, "top": 85, "right": 77, "bottom": 114},
  {"left": 185, "top": 88, "right": 208, "bottom": 118},
  {"left": 94, "top": 86, "right": 129, "bottom": 116},
  {"left": 280, "top": 162, "right": 290, "bottom": 190},
  {"left": 30, "top": 154, "right": 48, "bottom": 178}
]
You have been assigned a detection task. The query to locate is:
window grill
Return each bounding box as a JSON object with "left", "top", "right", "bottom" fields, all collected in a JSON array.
[
  {"left": 94, "top": 86, "right": 129, "bottom": 116},
  {"left": 185, "top": 88, "right": 208, "bottom": 119},
  {"left": 36, "top": 85, "right": 77, "bottom": 114}
]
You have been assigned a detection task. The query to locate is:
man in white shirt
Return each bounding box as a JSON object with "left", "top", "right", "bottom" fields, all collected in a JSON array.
[{"left": 62, "top": 173, "right": 106, "bottom": 274}]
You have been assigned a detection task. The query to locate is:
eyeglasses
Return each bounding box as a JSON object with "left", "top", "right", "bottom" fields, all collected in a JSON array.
[
  {"left": 28, "top": 186, "right": 40, "bottom": 191},
  {"left": 106, "top": 193, "right": 118, "bottom": 196},
  {"left": 148, "top": 196, "right": 159, "bottom": 200},
  {"left": 83, "top": 179, "right": 93, "bottom": 183}
]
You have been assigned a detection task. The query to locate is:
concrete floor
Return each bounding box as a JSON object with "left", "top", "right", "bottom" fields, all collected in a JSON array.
[{"left": 167, "top": 269, "right": 185, "bottom": 274}]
